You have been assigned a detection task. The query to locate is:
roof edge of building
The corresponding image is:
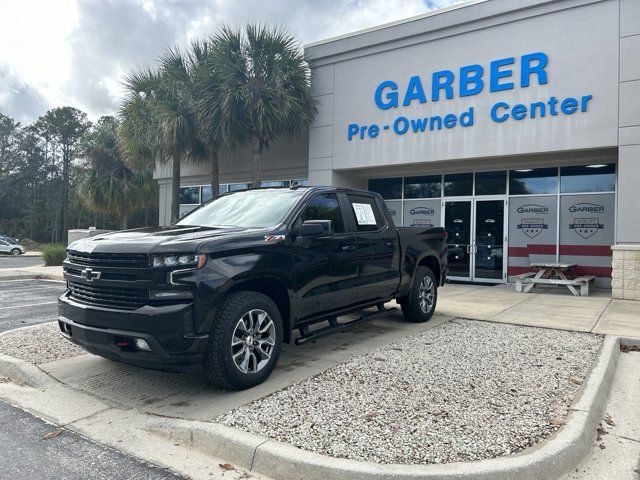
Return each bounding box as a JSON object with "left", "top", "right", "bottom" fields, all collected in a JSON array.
[{"left": 303, "top": 0, "right": 603, "bottom": 63}]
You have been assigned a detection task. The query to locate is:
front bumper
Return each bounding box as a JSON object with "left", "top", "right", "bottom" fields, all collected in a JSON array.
[{"left": 58, "top": 293, "right": 209, "bottom": 372}]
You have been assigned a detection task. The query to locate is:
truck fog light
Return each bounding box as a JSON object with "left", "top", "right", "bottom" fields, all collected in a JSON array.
[{"left": 135, "top": 338, "right": 151, "bottom": 351}]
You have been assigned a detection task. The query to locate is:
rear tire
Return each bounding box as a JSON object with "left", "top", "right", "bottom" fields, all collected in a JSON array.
[
  {"left": 203, "top": 291, "right": 283, "bottom": 390},
  {"left": 10, "top": 248, "right": 20, "bottom": 256},
  {"left": 401, "top": 266, "right": 438, "bottom": 323}
]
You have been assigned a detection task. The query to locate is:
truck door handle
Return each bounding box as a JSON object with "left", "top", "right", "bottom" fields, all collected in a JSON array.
[
  {"left": 341, "top": 245, "right": 356, "bottom": 252},
  {"left": 385, "top": 240, "right": 396, "bottom": 247}
]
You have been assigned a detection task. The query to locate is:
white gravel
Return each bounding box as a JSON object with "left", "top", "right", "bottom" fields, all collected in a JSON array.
[
  {"left": 0, "top": 322, "right": 86, "bottom": 365},
  {"left": 219, "top": 319, "right": 603, "bottom": 465}
]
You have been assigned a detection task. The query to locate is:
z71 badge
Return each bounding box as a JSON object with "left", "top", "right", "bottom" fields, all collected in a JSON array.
[{"left": 264, "top": 234, "right": 286, "bottom": 243}]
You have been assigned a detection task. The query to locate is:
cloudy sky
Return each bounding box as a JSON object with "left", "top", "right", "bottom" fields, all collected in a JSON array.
[{"left": 0, "top": 0, "right": 463, "bottom": 124}]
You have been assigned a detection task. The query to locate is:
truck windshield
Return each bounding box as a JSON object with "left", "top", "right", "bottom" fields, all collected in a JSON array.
[{"left": 176, "top": 188, "right": 307, "bottom": 228}]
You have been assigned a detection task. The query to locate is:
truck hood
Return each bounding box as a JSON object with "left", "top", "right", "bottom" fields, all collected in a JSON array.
[{"left": 68, "top": 225, "right": 256, "bottom": 254}]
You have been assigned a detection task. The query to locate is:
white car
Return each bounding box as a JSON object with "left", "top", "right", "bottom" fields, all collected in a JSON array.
[{"left": 0, "top": 238, "right": 25, "bottom": 255}]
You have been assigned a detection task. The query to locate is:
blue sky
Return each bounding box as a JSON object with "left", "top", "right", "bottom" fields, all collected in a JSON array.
[{"left": 0, "top": 0, "right": 464, "bottom": 123}]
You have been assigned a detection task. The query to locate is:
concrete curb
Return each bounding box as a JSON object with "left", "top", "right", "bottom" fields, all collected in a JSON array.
[
  {"left": 0, "top": 272, "right": 64, "bottom": 281},
  {"left": 148, "top": 335, "right": 621, "bottom": 480}
]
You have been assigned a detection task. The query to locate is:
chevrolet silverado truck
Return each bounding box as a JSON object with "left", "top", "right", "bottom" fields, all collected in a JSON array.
[{"left": 58, "top": 186, "right": 447, "bottom": 390}]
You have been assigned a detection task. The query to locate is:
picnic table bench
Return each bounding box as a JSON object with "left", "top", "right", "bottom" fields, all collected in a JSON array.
[{"left": 515, "top": 262, "right": 595, "bottom": 296}]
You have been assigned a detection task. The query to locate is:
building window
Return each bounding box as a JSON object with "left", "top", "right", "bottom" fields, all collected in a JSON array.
[
  {"left": 509, "top": 168, "right": 558, "bottom": 195},
  {"left": 475, "top": 171, "right": 506, "bottom": 195},
  {"left": 404, "top": 175, "right": 441, "bottom": 199},
  {"left": 261, "top": 180, "right": 290, "bottom": 187},
  {"left": 179, "top": 186, "right": 200, "bottom": 205},
  {"left": 444, "top": 173, "right": 473, "bottom": 196},
  {"left": 368, "top": 177, "right": 402, "bottom": 200},
  {"left": 229, "top": 183, "right": 251, "bottom": 192},
  {"left": 560, "top": 164, "right": 615, "bottom": 193}
]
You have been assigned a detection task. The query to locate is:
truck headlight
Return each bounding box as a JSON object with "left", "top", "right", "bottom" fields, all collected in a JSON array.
[{"left": 151, "top": 254, "right": 206, "bottom": 268}]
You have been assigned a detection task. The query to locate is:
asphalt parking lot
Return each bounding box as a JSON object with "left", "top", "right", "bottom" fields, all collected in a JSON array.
[
  {"left": 0, "top": 255, "right": 44, "bottom": 269},
  {"left": 0, "top": 278, "right": 186, "bottom": 479},
  {"left": 0, "top": 279, "right": 65, "bottom": 332}
]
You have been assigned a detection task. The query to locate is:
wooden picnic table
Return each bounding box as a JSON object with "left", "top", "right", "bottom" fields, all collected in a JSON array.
[{"left": 515, "top": 262, "right": 595, "bottom": 296}]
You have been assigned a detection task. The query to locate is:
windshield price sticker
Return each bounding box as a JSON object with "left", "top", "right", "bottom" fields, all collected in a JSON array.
[{"left": 352, "top": 203, "right": 377, "bottom": 225}]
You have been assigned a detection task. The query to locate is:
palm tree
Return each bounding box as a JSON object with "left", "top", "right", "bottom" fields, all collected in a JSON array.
[
  {"left": 80, "top": 116, "right": 155, "bottom": 229},
  {"left": 206, "top": 24, "right": 316, "bottom": 188},
  {"left": 120, "top": 48, "right": 200, "bottom": 223}
]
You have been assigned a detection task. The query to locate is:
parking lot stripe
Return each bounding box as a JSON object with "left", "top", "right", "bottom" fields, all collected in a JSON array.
[{"left": 0, "top": 301, "right": 57, "bottom": 311}]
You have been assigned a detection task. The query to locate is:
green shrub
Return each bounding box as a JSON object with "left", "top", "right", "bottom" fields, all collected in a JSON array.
[{"left": 42, "top": 244, "right": 67, "bottom": 266}]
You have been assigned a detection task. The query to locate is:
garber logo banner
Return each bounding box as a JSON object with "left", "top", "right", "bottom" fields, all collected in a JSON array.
[
  {"left": 516, "top": 204, "right": 549, "bottom": 239},
  {"left": 569, "top": 203, "right": 605, "bottom": 239},
  {"left": 347, "top": 51, "right": 594, "bottom": 142}
]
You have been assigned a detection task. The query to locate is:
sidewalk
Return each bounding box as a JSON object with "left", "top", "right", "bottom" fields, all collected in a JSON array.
[
  {"left": 437, "top": 283, "right": 640, "bottom": 339},
  {"left": 0, "top": 265, "right": 64, "bottom": 281}
]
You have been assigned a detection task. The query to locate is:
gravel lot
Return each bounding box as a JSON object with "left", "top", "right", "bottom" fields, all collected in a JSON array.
[
  {"left": 219, "top": 319, "right": 603, "bottom": 465},
  {"left": 0, "top": 322, "right": 86, "bottom": 365}
]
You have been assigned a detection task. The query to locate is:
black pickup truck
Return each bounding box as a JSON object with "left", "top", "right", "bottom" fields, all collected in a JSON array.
[{"left": 58, "top": 186, "right": 447, "bottom": 389}]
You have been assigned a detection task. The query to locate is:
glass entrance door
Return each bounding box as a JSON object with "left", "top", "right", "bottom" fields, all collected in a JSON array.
[
  {"left": 444, "top": 199, "right": 506, "bottom": 282},
  {"left": 444, "top": 201, "right": 472, "bottom": 280},
  {"left": 473, "top": 199, "right": 505, "bottom": 281}
]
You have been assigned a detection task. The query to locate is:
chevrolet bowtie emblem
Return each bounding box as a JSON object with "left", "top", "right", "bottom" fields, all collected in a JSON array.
[{"left": 80, "top": 267, "right": 101, "bottom": 282}]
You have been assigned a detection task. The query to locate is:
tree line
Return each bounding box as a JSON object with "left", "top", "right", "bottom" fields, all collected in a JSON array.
[
  {"left": 0, "top": 23, "right": 315, "bottom": 243},
  {"left": 0, "top": 108, "right": 157, "bottom": 244}
]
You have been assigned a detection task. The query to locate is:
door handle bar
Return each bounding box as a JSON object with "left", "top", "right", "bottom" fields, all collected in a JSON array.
[{"left": 341, "top": 245, "right": 356, "bottom": 252}]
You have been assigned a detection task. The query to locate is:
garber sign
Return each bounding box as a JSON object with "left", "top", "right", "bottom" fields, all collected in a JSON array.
[{"left": 347, "top": 52, "right": 594, "bottom": 141}]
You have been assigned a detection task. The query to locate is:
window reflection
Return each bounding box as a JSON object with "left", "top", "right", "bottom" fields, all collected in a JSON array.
[
  {"left": 404, "top": 175, "right": 442, "bottom": 198},
  {"left": 444, "top": 173, "right": 473, "bottom": 196},
  {"left": 509, "top": 168, "right": 558, "bottom": 195},
  {"left": 560, "top": 164, "right": 615, "bottom": 193},
  {"left": 368, "top": 177, "right": 402, "bottom": 199},
  {"left": 475, "top": 171, "right": 506, "bottom": 195}
]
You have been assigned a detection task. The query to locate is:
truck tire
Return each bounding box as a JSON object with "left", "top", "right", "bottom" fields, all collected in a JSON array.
[
  {"left": 203, "top": 291, "right": 283, "bottom": 390},
  {"left": 401, "top": 266, "right": 438, "bottom": 323},
  {"left": 10, "top": 248, "right": 21, "bottom": 256}
]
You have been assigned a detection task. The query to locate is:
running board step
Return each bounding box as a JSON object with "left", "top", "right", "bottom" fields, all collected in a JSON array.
[{"left": 295, "top": 304, "right": 398, "bottom": 345}]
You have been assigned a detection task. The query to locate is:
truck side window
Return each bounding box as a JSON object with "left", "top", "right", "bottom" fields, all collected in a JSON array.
[
  {"left": 347, "top": 195, "right": 384, "bottom": 232},
  {"left": 298, "top": 193, "right": 345, "bottom": 233}
]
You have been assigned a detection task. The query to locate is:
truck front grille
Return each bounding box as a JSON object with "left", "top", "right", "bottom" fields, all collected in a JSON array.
[
  {"left": 68, "top": 281, "right": 148, "bottom": 310},
  {"left": 67, "top": 250, "right": 149, "bottom": 269}
]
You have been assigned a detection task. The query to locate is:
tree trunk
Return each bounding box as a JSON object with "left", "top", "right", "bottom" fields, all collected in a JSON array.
[
  {"left": 210, "top": 150, "right": 219, "bottom": 197},
  {"left": 171, "top": 154, "right": 181, "bottom": 223},
  {"left": 250, "top": 135, "right": 261, "bottom": 189},
  {"left": 144, "top": 208, "right": 149, "bottom": 227},
  {"left": 60, "top": 144, "right": 70, "bottom": 243},
  {"left": 121, "top": 208, "right": 128, "bottom": 230}
]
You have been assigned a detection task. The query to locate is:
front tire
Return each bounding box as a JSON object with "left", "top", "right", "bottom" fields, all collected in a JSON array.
[
  {"left": 10, "top": 248, "right": 21, "bottom": 256},
  {"left": 203, "top": 291, "right": 283, "bottom": 390},
  {"left": 401, "top": 266, "right": 438, "bottom": 323}
]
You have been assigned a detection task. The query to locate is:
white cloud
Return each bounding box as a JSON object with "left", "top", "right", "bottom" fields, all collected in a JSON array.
[{"left": 0, "top": 0, "right": 464, "bottom": 123}]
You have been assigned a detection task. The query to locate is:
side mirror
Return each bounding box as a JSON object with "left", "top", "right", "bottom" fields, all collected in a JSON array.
[{"left": 301, "top": 220, "right": 333, "bottom": 236}]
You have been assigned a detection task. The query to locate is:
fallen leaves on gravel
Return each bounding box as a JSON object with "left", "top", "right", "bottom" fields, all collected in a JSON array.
[
  {"left": 549, "top": 418, "right": 565, "bottom": 426},
  {"left": 620, "top": 344, "right": 640, "bottom": 353},
  {"left": 604, "top": 413, "right": 615, "bottom": 426},
  {"left": 43, "top": 428, "right": 62, "bottom": 439},
  {"left": 596, "top": 424, "right": 609, "bottom": 441},
  {"left": 219, "top": 463, "right": 235, "bottom": 471}
]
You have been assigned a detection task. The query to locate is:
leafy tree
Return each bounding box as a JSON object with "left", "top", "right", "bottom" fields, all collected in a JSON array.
[
  {"left": 80, "top": 116, "right": 156, "bottom": 229},
  {"left": 39, "top": 107, "right": 90, "bottom": 241},
  {"left": 207, "top": 24, "right": 316, "bottom": 188},
  {"left": 0, "top": 113, "right": 20, "bottom": 175}
]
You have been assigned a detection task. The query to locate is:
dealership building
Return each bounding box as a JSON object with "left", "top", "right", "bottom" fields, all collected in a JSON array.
[{"left": 155, "top": 0, "right": 640, "bottom": 299}]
